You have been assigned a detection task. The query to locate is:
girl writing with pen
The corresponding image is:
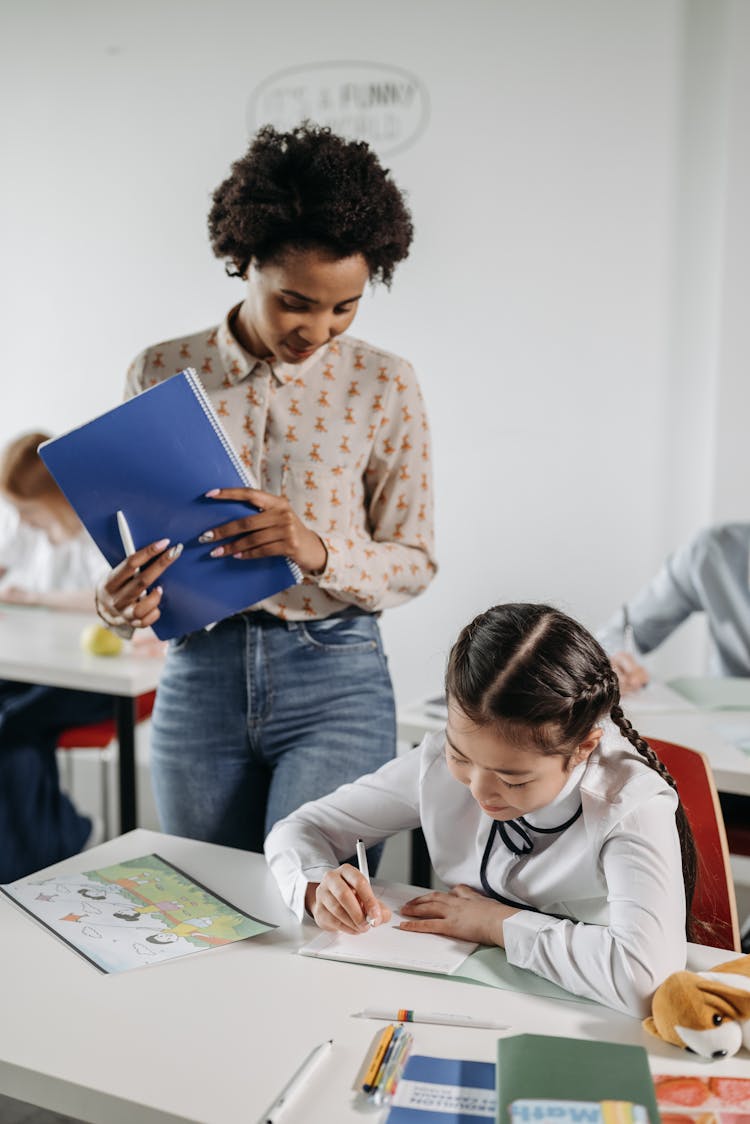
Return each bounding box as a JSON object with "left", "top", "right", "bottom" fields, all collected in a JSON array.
[{"left": 265, "top": 603, "right": 696, "bottom": 1017}]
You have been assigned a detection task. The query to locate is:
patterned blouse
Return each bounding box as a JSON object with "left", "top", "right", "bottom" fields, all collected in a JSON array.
[{"left": 125, "top": 305, "right": 437, "bottom": 621}]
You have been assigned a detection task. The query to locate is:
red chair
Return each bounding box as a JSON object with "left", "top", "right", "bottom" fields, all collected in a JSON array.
[
  {"left": 648, "top": 737, "right": 740, "bottom": 952},
  {"left": 56, "top": 690, "right": 156, "bottom": 840}
]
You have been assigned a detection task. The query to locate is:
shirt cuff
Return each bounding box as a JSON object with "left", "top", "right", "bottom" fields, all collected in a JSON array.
[{"left": 502, "top": 909, "right": 555, "bottom": 968}]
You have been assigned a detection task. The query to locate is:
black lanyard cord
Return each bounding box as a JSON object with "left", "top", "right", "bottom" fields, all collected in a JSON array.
[{"left": 479, "top": 804, "right": 583, "bottom": 912}]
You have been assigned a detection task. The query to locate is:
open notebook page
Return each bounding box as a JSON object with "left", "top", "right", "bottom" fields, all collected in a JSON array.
[{"left": 299, "top": 881, "right": 477, "bottom": 974}]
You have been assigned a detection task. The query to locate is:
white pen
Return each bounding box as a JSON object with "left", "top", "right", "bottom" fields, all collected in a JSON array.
[
  {"left": 356, "top": 1008, "right": 508, "bottom": 1030},
  {"left": 116, "top": 509, "right": 136, "bottom": 557},
  {"left": 355, "top": 838, "right": 376, "bottom": 926},
  {"left": 259, "top": 1039, "right": 333, "bottom": 1124}
]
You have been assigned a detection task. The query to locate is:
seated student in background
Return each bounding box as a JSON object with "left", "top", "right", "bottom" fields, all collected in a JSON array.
[
  {"left": 0, "top": 431, "right": 113, "bottom": 881},
  {"left": 597, "top": 522, "right": 750, "bottom": 694},
  {"left": 265, "top": 603, "right": 694, "bottom": 1017}
]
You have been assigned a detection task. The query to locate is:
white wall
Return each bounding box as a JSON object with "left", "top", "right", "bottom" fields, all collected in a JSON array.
[{"left": 2, "top": 0, "right": 747, "bottom": 704}]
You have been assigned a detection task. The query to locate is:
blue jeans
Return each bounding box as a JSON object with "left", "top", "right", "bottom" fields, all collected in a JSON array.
[
  {"left": 0, "top": 681, "right": 112, "bottom": 882},
  {"left": 150, "top": 612, "right": 396, "bottom": 857}
]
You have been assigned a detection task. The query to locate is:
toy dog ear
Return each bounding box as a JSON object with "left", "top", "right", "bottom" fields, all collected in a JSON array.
[{"left": 642, "top": 1016, "right": 659, "bottom": 1039}]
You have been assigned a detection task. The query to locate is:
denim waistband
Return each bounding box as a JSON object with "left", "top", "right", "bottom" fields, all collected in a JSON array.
[{"left": 236, "top": 606, "right": 377, "bottom": 628}]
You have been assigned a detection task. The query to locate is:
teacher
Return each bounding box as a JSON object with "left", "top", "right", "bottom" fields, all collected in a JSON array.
[{"left": 96, "top": 123, "right": 437, "bottom": 856}]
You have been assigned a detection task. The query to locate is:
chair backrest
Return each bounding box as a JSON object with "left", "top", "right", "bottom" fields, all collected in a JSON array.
[
  {"left": 648, "top": 737, "right": 740, "bottom": 952},
  {"left": 56, "top": 690, "right": 157, "bottom": 749}
]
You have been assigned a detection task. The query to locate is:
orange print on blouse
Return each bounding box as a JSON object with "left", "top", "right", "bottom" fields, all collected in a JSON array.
[
  {"left": 339, "top": 436, "right": 351, "bottom": 455},
  {"left": 317, "top": 389, "right": 330, "bottom": 408},
  {"left": 323, "top": 363, "right": 335, "bottom": 381},
  {"left": 304, "top": 502, "right": 316, "bottom": 522},
  {"left": 309, "top": 444, "right": 322, "bottom": 462},
  {"left": 394, "top": 374, "right": 408, "bottom": 393},
  {"left": 285, "top": 426, "right": 298, "bottom": 443},
  {"left": 289, "top": 398, "right": 302, "bottom": 416},
  {"left": 314, "top": 416, "right": 327, "bottom": 433},
  {"left": 304, "top": 471, "right": 317, "bottom": 490},
  {"left": 377, "top": 366, "right": 389, "bottom": 383},
  {"left": 201, "top": 357, "right": 213, "bottom": 375},
  {"left": 179, "top": 344, "right": 191, "bottom": 359},
  {"left": 354, "top": 353, "right": 365, "bottom": 370},
  {"left": 153, "top": 352, "right": 165, "bottom": 369},
  {"left": 330, "top": 488, "right": 341, "bottom": 507},
  {"left": 216, "top": 400, "right": 229, "bottom": 417},
  {"left": 348, "top": 380, "right": 360, "bottom": 397},
  {"left": 207, "top": 329, "right": 218, "bottom": 348}
]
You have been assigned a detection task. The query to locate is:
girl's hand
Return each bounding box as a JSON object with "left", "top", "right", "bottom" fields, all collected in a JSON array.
[
  {"left": 399, "top": 884, "right": 518, "bottom": 947},
  {"left": 201, "top": 487, "right": 327, "bottom": 575},
  {"left": 96, "top": 538, "right": 183, "bottom": 631},
  {"left": 305, "top": 865, "right": 393, "bottom": 934}
]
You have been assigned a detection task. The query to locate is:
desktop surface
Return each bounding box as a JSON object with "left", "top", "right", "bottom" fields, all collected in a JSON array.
[{"left": 1, "top": 830, "right": 748, "bottom": 1124}]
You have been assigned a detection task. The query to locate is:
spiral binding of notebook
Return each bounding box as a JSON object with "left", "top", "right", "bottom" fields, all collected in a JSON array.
[{"left": 183, "top": 367, "right": 303, "bottom": 584}]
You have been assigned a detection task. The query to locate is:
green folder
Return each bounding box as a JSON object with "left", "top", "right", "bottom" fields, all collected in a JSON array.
[
  {"left": 667, "top": 676, "right": 750, "bottom": 710},
  {"left": 495, "top": 1034, "right": 660, "bottom": 1124}
]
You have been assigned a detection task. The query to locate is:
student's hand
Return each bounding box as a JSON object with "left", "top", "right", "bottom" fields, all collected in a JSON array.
[
  {"left": 399, "top": 884, "right": 518, "bottom": 947},
  {"left": 96, "top": 538, "right": 183, "bottom": 630},
  {"left": 200, "top": 487, "right": 327, "bottom": 575},
  {"left": 610, "top": 651, "right": 649, "bottom": 694},
  {"left": 305, "top": 866, "right": 393, "bottom": 934}
]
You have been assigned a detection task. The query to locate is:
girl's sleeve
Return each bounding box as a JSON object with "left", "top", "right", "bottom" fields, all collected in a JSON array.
[
  {"left": 315, "top": 358, "right": 437, "bottom": 611},
  {"left": 501, "top": 791, "right": 687, "bottom": 1016},
  {"left": 264, "top": 748, "right": 424, "bottom": 920}
]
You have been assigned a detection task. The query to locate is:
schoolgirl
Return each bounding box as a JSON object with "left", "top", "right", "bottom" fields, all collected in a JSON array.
[{"left": 265, "top": 603, "right": 696, "bottom": 1016}]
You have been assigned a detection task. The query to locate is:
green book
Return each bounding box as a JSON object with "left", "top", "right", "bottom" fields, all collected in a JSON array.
[{"left": 495, "top": 1035, "right": 660, "bottom": 1124}]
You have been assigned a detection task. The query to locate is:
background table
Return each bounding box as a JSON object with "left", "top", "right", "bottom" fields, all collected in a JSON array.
[
  {"left": 1, "top": 829, "right": 747, "bottom": 1124},
  {"left": 398, "top": 684, "right": 750, "bottom": 884},
  {"left": 0, "top": 604, "right": 164, "bottom": 832}
]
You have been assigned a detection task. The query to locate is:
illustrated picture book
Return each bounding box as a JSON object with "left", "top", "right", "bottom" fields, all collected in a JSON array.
[
  {"left": 654, "top": 1072, "right": 750, "bottom": 1124},
  {"left": 0, "top": 853, "right": 275, "bottom": 973},
  {"left": 39, "top": 369, "right": 301, "bottom": 639}
]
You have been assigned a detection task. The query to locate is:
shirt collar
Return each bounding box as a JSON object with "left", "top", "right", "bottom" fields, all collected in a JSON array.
[{"left": 217, "top": 304, "right": 334, "bottom": 387}]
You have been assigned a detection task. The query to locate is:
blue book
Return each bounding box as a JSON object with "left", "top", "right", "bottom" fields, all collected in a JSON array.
[
  {"left": 39, "top": 369, "right": 301, "bottom": 639},
  {"left": 386, "top": 1055, "right": 496, "bottom": 1122}
]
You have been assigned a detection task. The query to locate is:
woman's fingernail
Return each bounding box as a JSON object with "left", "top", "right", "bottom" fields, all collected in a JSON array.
[
  {"left": 156, "top": 586, "right": 163, "bottom": 595},
  {"left": 198, "top": 530, "right": 215, "bottom": 543},
  {"left": 232, "top": 551, "right": 245, "bottom": 560},
  {"left": 167, "top": 543, "right": 183, "bottom": 560},
  {"left": 210, "top": 546, "right": 225, "bottom": 558},
  {"left": 154, "top": 538, "right": 170, "bottom": 551},
  {"left": 205, "top": 489, "right": 220, "bottom": 497}
]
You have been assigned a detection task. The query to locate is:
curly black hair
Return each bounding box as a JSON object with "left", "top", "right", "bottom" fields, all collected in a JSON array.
[{"left": 207, "top": 123, "right": 413, "bottom": 286}]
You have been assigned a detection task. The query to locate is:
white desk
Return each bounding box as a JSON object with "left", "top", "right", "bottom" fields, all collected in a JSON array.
[
  {"left": 0, "top": 605, "right": 164, "bottom": 832},
  {"left": 1, "top": 829, "right": 747, "bottom": 1124}
]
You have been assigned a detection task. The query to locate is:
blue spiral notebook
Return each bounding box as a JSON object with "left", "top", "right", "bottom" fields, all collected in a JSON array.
[{"left": 39, "top": 369, "right": 301, "bottom": 639}]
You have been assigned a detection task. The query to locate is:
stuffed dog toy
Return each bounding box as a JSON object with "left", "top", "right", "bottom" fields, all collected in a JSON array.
[{"left": 644, "top": 954, "right": 750, "bottom": 1058}]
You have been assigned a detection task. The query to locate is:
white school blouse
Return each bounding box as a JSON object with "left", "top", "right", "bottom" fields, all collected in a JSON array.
[{"left": 264, "top": 722, "right": 687, "bottom": 1017}]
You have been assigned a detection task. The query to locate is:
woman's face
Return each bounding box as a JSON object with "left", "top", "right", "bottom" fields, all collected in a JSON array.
[{"left": 236, "top": 248, "right": 370, "bottom": 364}]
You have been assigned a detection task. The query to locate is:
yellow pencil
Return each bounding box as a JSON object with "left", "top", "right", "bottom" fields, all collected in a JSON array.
[{"left": 362, "top": 1024, "right": 395, "bottom": 1092}]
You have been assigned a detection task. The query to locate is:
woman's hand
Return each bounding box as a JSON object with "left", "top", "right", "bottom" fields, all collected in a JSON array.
[
  {"left": 305, "top": 865, "right": 393, "bottom": 934},
  {"left": 200, "top": 488, "right": 327, "bottom": 575},
  {"left": 399, "top": 884, "right": 517, "bottom": 947},
  {"left": 96, "top": 538, "right": 182, "bottom": 631},
  {"left": 610, "top": 652, "right": 649, "bottom": 694}
]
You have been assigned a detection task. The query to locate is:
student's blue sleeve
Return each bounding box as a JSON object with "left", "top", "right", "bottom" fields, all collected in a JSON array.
[{"left": 597, "top": 531, "right": 712, "bottom": 656}]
